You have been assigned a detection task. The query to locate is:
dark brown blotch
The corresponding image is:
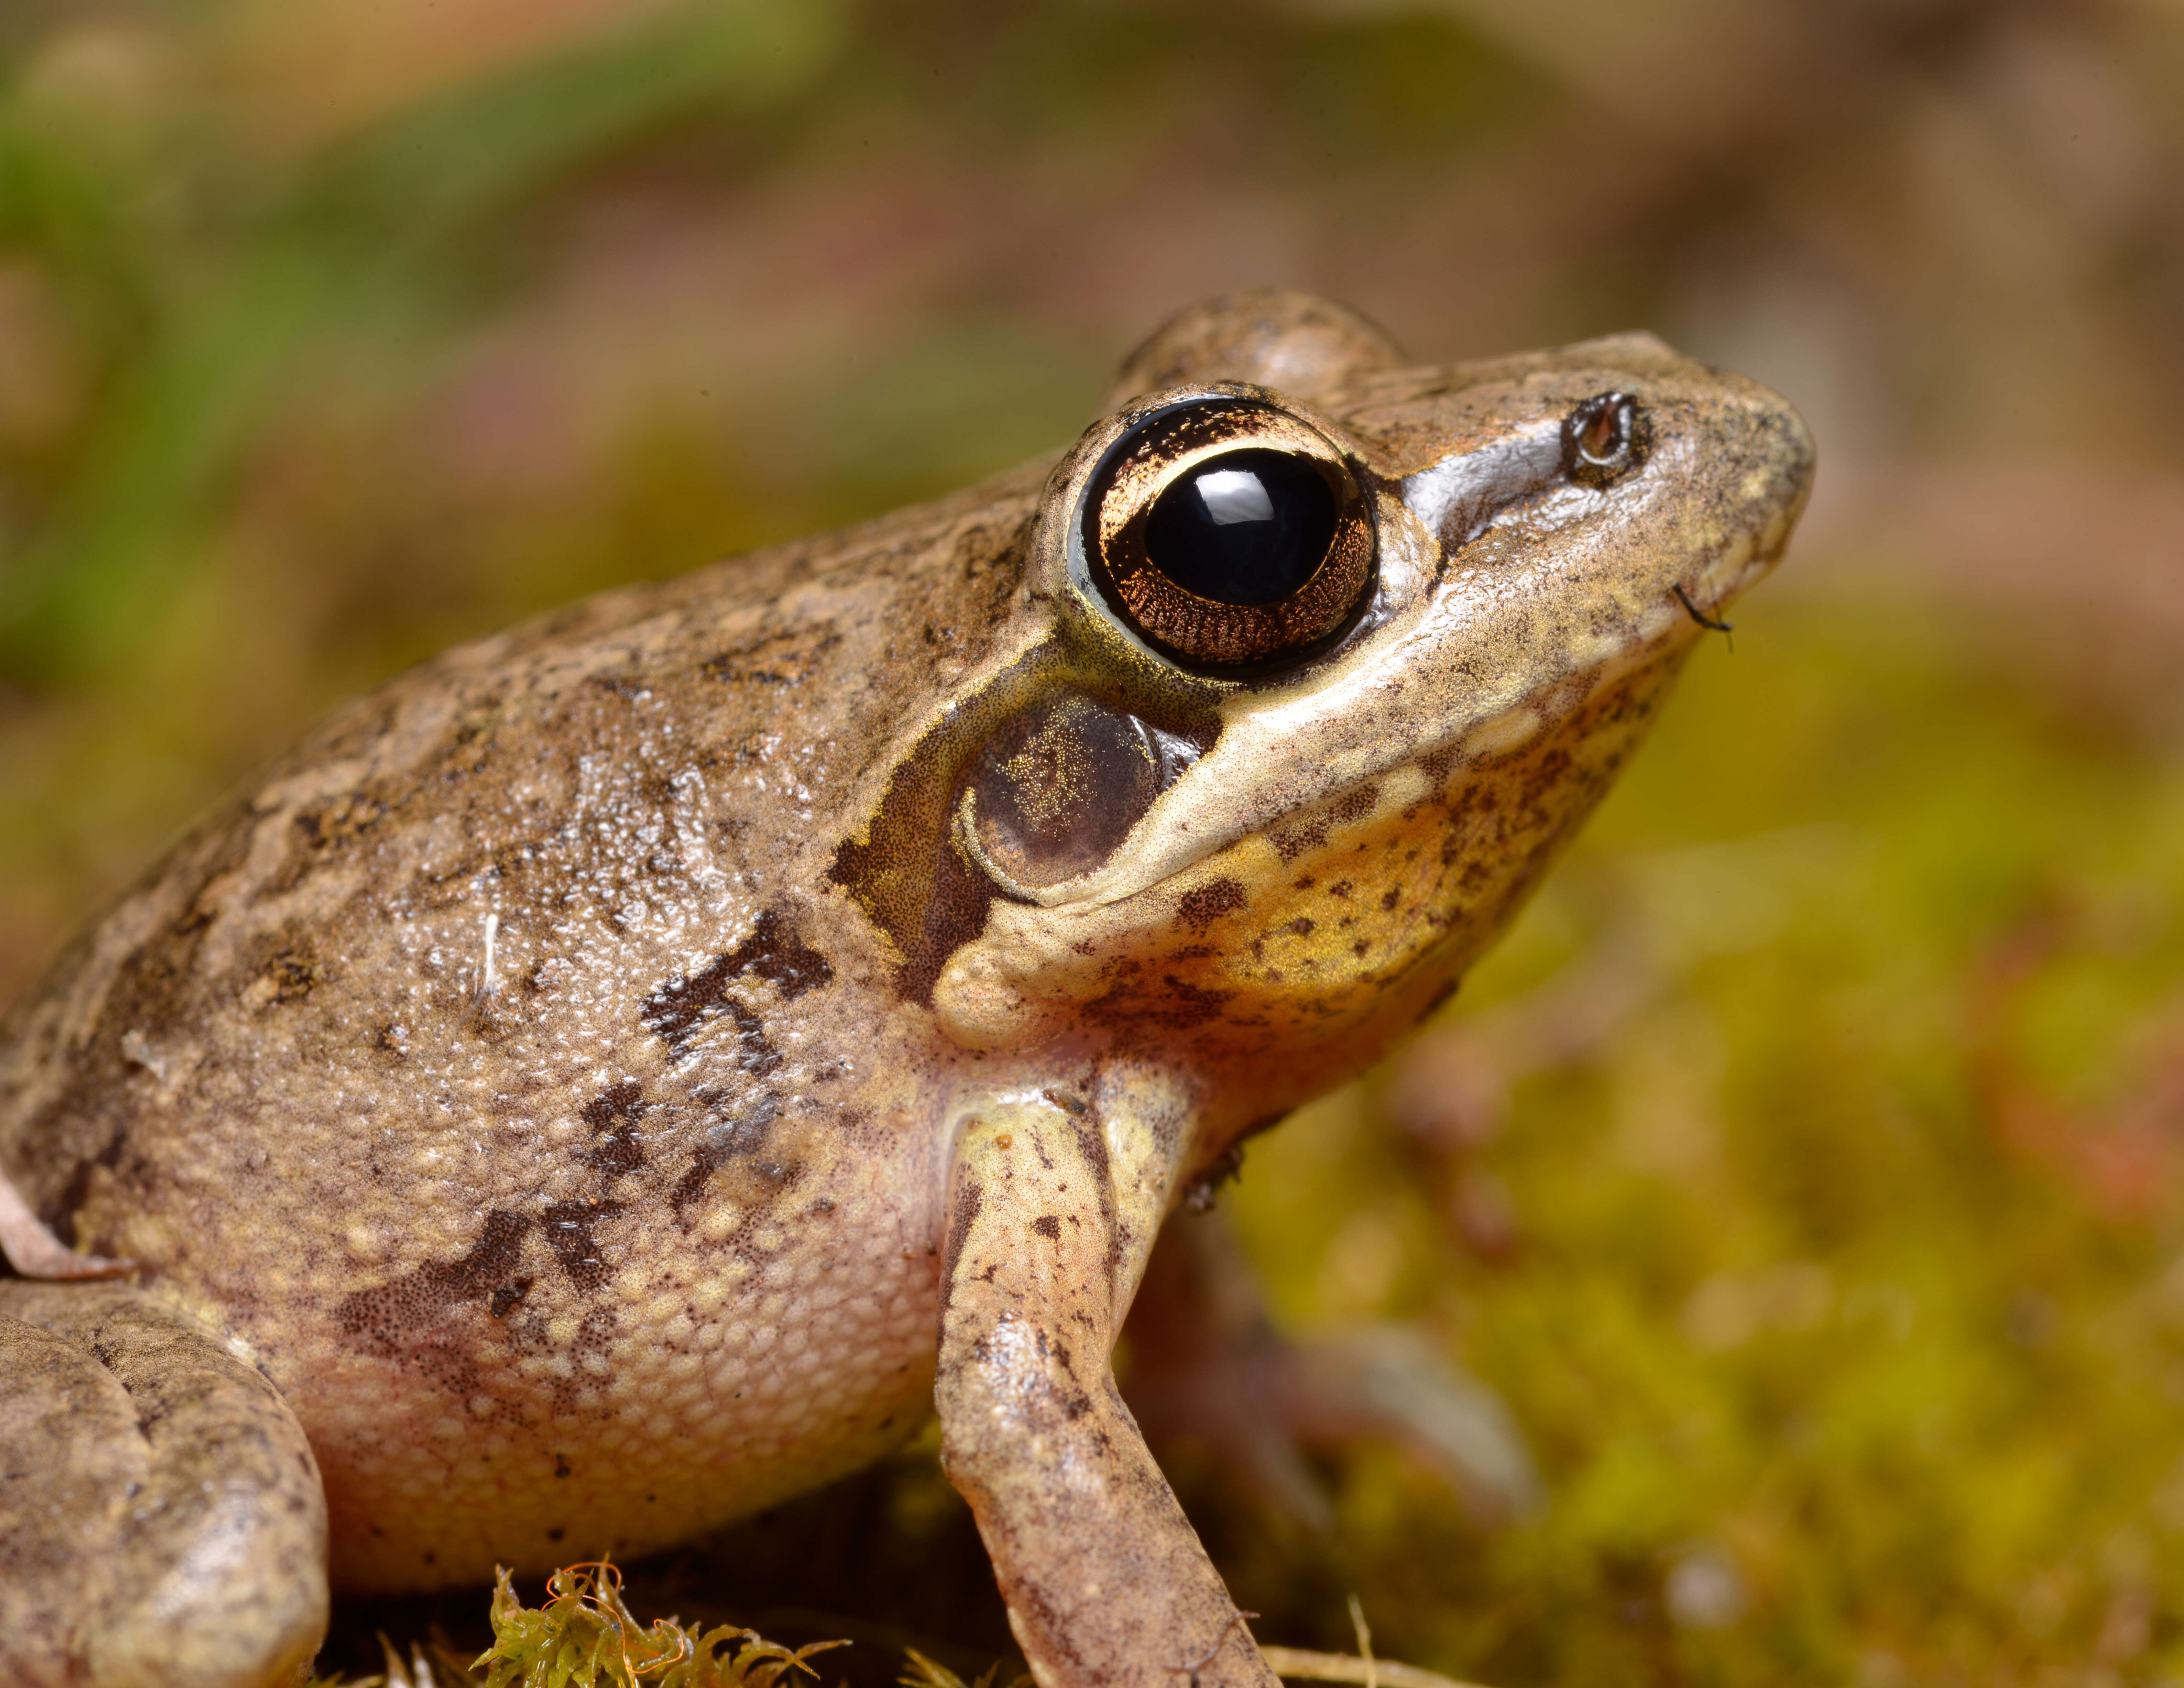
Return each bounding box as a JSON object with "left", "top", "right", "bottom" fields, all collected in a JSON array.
[
  {"left": 1269, "top": 816, "right": 1329, "bottom": 862},
  {"left": 580, "top": 1080, "right": 644, "bottom": 1129},
  {"left": 539, "top": 1200, "right": 622, "bottom": 1292},
  {"left": 488, "top": 1278, "right": 534, "bottom": 1318},
  {"left": 1330, "top": 782, "right": 1380, "bottom": 824},
  {"left": 336, "top": 1208, "right": 532, "bottom": 1354},
  {"left": 944, "top": 1177, "right": 985, "bottom": 1281},
  {"left": 1177, "top": 878, "right": 1248, "bottom": 934},
  {"left": 669, "top": 1095, "right": 779, "bottom": 1219},
  {"left": 721, "top": 909, "right": 833, "bottom": 999},
  {"left": 580, "top": 1079, "right": 647, "bottom": 1178},
  {"left": 247, "top": 928, "right": 323, "bottom": 1007},
  {"left": 642, "top": 911, "right": 830, "bottom": 1050}
]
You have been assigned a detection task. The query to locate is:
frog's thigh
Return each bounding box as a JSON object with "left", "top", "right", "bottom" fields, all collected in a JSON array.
[
  {"left": 0, "top": 1281, "right": 328, "bottom": 1688},
  {"left": 935, "top": 1106, "right": 1279, "bottom": 1688}
]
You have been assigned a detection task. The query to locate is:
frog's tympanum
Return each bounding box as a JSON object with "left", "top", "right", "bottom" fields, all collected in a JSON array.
[{"left": 0, "top": 293, "right": 1812, "bottom": 1688}]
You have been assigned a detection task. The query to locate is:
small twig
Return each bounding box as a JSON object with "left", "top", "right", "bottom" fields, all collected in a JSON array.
[
  {"left": 1345, "top": 1596, "right": 1375, "bottom": 1688},
  {"left": 1259, "top": 1647, "right": 1493, "bottom": 1688},
  {"left": 1672, "top": 582, "right": 1735, "bottom": 639}
]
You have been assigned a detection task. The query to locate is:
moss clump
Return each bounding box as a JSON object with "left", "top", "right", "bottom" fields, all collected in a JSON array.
[
  {"left": 311, "top": 1559, "right": 848, "bottom": 1688},
  {"left": 473, "top": 1561, "right": 847, "bottom": 1688}
]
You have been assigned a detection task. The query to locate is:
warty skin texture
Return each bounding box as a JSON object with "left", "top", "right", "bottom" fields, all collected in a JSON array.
[{"left": 0, "top": 291, "right": 1813, "bottom": 1688}]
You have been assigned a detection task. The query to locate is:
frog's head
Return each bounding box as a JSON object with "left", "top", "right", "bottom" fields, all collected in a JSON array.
[{"left": 834, "top": 291, "right": 1813, "bottom": 1150}]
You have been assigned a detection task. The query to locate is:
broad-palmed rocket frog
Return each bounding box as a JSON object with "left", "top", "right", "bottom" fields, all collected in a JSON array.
[{"left": 0, "top": 292, "right": 1813, "bottom": 1688}]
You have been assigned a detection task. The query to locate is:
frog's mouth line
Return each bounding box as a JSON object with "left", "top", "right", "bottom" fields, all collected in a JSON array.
[{"left": 1070, "top": 626, "right": 1675, "bottom": 914}]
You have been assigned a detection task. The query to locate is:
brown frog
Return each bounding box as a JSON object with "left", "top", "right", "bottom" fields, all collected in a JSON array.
[{"left": 0, "top": 292, "right": 1813, "bottom": 1688}]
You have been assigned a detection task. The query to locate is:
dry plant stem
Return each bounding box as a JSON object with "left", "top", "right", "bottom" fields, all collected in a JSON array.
[{"left": 1257, "top": 1650, "right": 1490, "bottom": 1688}]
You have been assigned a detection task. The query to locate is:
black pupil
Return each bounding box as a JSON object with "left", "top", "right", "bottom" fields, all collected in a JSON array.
[{"left": 1143, "top": 449, "right": 1336, "bottom": 606}]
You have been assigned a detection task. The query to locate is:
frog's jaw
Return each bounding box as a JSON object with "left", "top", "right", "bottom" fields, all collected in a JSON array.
[{"left": 932, "top": 631, "right": 1695, "bottom": 1146}]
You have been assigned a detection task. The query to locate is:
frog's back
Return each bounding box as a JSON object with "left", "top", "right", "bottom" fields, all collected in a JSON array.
[{"left": 0, "top": 463, "right": 1042, "bottom": 1589}]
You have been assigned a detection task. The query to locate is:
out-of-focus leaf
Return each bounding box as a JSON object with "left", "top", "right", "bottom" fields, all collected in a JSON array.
[{"left": 0, "top": 0, "right": 847, "bottom": 683}]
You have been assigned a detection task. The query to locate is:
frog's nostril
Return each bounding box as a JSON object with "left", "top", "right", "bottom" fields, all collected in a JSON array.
[
  {"left": 1578, "top": 406, "right": 1620, "bottom": 459},
  {"left": 1563, "top": 392, "right": 1647, "bottom": 487}
]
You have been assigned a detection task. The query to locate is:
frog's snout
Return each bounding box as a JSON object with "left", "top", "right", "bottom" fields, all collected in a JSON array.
[{"left": 1668, "top": 379, "right": 1817, "bottom": 628}]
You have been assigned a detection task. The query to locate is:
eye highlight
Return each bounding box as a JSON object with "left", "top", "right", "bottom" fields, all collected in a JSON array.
[{"left": 1083, "top": 398, "right": 1374, "bottom": 673}]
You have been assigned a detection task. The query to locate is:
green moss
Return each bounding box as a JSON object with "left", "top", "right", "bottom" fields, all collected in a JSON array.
[
  {"left": 894, "top": 1649, "right": 1028, "bottom": 1688},
  {"left": 1216, "top": 598, "right": 2184, "bottom": 1681},
  {"left": 311, "top": 1561, "right": 848, "bottom": 1688}
]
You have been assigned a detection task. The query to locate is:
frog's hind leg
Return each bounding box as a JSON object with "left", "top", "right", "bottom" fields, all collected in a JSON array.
[
  {"left": 0, "top": 1279, "right": 329, "bottom": 1688},
  {"left": 936, "top": 1098, "right": 1281, "bottom": 1688},
  {"left": 1122, "top": 1213, "right": 1538, "bottom": 1532}
]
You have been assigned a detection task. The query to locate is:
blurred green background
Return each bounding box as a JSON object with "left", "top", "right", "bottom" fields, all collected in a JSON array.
[{"left": 6, "top": 1, "right": 2184, "bottom": 1682}]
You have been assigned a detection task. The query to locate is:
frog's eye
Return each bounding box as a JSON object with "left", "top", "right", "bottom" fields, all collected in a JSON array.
[{"left": 1082, "top": 399, "right": 1374, "bottom": 673}]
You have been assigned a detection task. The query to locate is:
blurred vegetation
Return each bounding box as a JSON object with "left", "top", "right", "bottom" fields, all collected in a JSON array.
[
  {"left": 8, "top": 0, "right": 2184, "bottom": 1684},
  {"left": 1217, "top": 595, "right": 2184, "bottom": 1685}
]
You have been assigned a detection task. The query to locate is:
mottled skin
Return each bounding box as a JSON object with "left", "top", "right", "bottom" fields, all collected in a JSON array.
[{"left": 0, "top": 292, "right": 1813, "bottom": 1688}]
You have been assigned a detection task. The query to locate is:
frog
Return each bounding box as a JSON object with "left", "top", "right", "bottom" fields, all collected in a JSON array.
[{"left": 0, "top": 290, "right": 1813, "bottom": 1688}]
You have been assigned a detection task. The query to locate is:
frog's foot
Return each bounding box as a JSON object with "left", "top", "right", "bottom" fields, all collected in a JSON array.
[
  {"left": 1122, "top": 1215, "right": 1537, "bottom": 1532},
  {"left": 0, "top": 1164, "right": 133, "bottom": 1278},
  {"left": 0, "top": 1279, "right": 329, "bottom": 1688},
  {"left": 936, "top": 1099, "right": 1280, "bottom": 1688}
]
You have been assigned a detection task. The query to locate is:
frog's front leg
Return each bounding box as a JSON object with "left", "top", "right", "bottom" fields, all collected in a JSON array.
[
  {"left": 0, "top": 1280, "right": 328, "bottom": 1688},
  {"left": 935, "top": 1090, "right": 1278, "bottom": 1688}
]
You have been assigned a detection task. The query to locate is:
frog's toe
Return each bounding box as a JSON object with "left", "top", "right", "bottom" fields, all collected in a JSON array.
[
  {"left": 0, "top": 1281, "right": 329, "bottom": 1688},
  {"left": 1123, "top": 1216, "right": 1537, "bottom": 1530}
]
